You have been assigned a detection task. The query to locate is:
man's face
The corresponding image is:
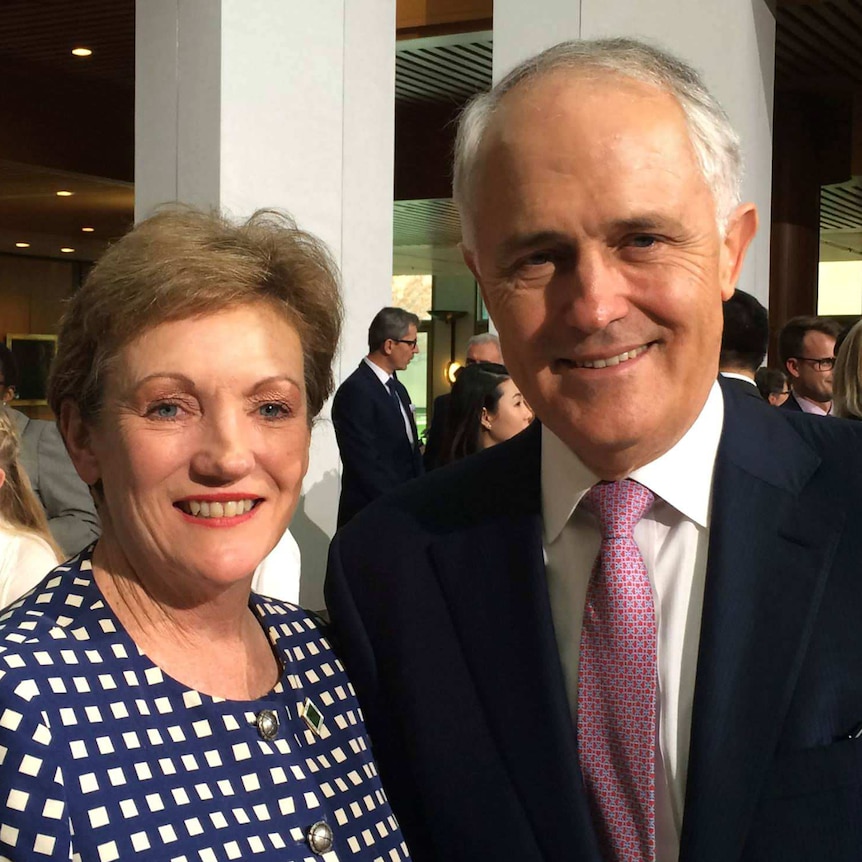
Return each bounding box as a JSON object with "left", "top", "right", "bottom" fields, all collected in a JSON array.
[
  {"left": 787, "top": 330, "right": 836, "bottom": 404},
  {"left": 466, "top": 340, "right": 503, "bottom": 365},
  {"left": 389, "top": 324, "right": 419, "bottom": 372},
  {"left": 461, "top": 72, "right": 757, "bottom": 477}
]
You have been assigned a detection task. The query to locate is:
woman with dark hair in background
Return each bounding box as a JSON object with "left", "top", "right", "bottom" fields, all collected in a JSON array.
[{"left": 439, "top": 361, "right": 533, "bottom": 465}]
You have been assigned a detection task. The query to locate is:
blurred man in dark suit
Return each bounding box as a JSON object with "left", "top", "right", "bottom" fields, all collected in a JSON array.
[
  {"left": 718, "top": 289, "right": 768, "bottom": 400},
  {"left": 332, "top": 306, "right": 423, "bottom": 527},
  {"left": 778, "top": 315, "right": 842, "bottom": 415}
]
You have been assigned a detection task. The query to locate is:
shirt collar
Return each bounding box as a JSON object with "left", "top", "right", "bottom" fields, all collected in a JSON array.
[
  {"left": 363, "top": 356, "right": 392, "bottom": 387},
  {"left": 793, "top": 391, "right": 831, "bottom": 416},
  {"left": 720, "top": 371, "right": 757, "bottom": 387},
  {"left": 542, "top": 380, "right": 725, "bottom": 543}
]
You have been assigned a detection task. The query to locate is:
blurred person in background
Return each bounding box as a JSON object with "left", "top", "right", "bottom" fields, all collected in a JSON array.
[
  {"left": 0, "top": 207, "right": 409, "bottom": 862},
  {"left": 439, "top": 361, "right": 532, "bottom": 465},
  {"left": 0, "top": 342, "right": 100, "bottom": 555},
  {"left": 424, "top": 333, "right": 503, "bottom": 470},
  {"left": 332, "top": 306, "right": 423, "bottom": 526},
  {"left": 755, "top": 367, "right": 791, "bottom": 407},
  {"left": 832, "top": 318, "right": 862, "bottom": 420},
  {"left": 718, "top": 289, "right": 768, "bottom": 400},
  {"left": 0, "top": 409, "right": 62, "bottom": 607},
  {"left": 778, "top": 316, "right": 842, "bottom": 415}
]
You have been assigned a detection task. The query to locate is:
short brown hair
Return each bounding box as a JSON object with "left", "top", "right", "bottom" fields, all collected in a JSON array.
[
  {"left": 778, "top": 315, "right": 842, "bottom": 368},
  {"left": 49, "top": 206, "right": 342, "bottom": 422}
]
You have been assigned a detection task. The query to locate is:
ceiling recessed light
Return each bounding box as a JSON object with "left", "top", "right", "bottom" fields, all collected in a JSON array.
[
  {"left": 60, "top": 247, "right": 75, "bottom": 254},
  {"left": 81, "top": 226, "right": 95, "bottom": 232},
  {"left": 56, "top": 190, "right": 74, "bottom": 197},
  {"left": 15, "top": 242, "right": 30, "bottom": 249},
  {"left": 71, "top": 47, "right": 92, "bottom": 57}
]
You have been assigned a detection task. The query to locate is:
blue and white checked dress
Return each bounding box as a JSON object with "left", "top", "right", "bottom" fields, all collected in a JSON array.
[{"left": 0, "top": 549, "right": 410, "bottom": 861}]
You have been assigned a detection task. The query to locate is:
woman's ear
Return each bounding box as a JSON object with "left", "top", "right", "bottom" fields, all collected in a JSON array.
[
  {"left": 59, "top": 400, "right": 101, "bottom": 486},
  {"left": 480, "top": 407, "right": 493, "bottom": 431},
  {"left": 0, "top": 466, "right": 6, "bottom": 489}
]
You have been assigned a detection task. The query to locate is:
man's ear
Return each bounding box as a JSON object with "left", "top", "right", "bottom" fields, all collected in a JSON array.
[
  {"left": 719, "top": 203, "right": 759, "bottom": 300},
  {"left": 785, "top": 358, "right": 801, "bottom": 381},
  {"left": 1, "top": 385, "right": 14, "bottom": 405},
  {"left": 59, "top": 400, "right": 101, "bottom": 486}
]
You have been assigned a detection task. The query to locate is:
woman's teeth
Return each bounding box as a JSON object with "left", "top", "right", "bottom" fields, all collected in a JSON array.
[{"left": 179, "top": 499, "right": 255, "bottom": 518}]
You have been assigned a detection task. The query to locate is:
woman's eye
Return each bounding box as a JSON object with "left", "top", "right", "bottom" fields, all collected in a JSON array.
[
  {"left": 259, "top": 402, "right": 290, "bottom": 419},
  {"left": 151, "top": 402, "right": 179, "bottom": 419}
]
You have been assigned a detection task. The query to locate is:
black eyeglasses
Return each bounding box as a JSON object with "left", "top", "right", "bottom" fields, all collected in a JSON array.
[
  {"left": 792, "top": 356, "right": 835, "bottom": 371},
  {"left": 393, "top": 338, "right": 418, "bottom": 348}
]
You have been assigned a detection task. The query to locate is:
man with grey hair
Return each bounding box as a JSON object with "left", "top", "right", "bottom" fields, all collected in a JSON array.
[
  {"left": 328, "top": 38, "right": 862, "bottom": 862},
  {"left": 332, "top": 306, "right": 423, "bottom": 526},
  {"left": 423, "top": 332, "right": 503, "bottom": 469}
]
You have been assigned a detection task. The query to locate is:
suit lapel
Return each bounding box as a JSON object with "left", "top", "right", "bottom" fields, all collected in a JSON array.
[
  {"left": 429, "top": 426, "right": 601, "bottom": 862},
  {"left": 680, "top": 382, "right": 844, "bottom": 862}
]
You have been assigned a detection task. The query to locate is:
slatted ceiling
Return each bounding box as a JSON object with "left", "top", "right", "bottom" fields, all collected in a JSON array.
[
  {"left": 821, "top": 181, "right": 862, "bottom": 230},
  {"left": 396, "top": 40, "right": 492, "bottom": 103},
  {"left": 393, "top": 199, "right": 463, "bottom": 246},
  {"left": 776, "top": 1, "right": 862, "bottom": 87}
]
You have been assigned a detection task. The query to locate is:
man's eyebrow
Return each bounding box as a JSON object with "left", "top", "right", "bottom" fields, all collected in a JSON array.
[
  {"left": 609, "top": 214, "right": 685, "bottom": 234},
  {"left": 497, "top": 231, "right": 572, "bottom": 259}
]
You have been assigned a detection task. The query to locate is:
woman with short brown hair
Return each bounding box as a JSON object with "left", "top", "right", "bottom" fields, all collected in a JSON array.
[{"left": 0, "top": 207, "right": 410, "bottom": 862}]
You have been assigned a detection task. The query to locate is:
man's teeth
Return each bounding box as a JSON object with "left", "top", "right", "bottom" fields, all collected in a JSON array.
[
  {"left": 181, "top": 499, "right": 255, "bottom": 518},
  {"left": 574, "top": 344, "right": 649, "bottom": 369}
]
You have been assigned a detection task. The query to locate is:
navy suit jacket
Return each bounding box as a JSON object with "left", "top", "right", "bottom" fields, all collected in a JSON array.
[
  {"left": 326, "top": 377, "right": 862, "bottom": 861},
  {"left": 332, "top": 361, "right": 423, "bottom": 527}
]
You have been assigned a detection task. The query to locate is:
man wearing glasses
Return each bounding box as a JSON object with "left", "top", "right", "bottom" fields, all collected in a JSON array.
[
  {"left": 332, "top": 306, "right": 424, "bottom": 527},
  {"left": 778, "top": 316, "right": 843, "bottom": 415}
]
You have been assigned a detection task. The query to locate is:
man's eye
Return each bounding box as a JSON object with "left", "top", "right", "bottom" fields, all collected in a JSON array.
[
  {"left": 523, "top": 251, "right": 555, "bottom": 267},
  {"left": 629, "top": 235, "right": 658, "bottom": 249}
]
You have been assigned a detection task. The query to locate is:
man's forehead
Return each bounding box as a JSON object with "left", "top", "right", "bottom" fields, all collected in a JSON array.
[{"left": 487, "top": 69, "right": 681, "bottom": 141}]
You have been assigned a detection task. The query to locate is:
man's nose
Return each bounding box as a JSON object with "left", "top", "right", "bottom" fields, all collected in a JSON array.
[{"left": 558, "top": 249, "right": 629, "bottom": 334}]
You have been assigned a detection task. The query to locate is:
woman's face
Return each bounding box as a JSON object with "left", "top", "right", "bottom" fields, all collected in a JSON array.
[
  {"left": 482, "top": 378, "right": 533, "bottom": 447},
  {"left": 74, "top": 303, "right": 310, "bottom": 591}
]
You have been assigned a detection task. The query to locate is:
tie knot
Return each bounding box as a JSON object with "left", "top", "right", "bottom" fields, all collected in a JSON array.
[{"left": 581, "top": 479, "right": 654, "bottom": 539}]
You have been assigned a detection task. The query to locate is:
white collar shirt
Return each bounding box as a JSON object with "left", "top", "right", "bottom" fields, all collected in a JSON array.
[
  {"left": 542, "top": 381, "right": 724, "bottom": 861},
  {"left": 363, "top": 357, "right": 414, "bottom": 443}
]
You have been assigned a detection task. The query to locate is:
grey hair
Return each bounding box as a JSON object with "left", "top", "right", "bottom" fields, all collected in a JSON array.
[
  {"left": 453, "top": 38, "right": 743, "bottom": 234},
  {"left": 466, "top": 332, "right": 500, "bottom": 350},
  {"left": 367, "top": 307, "right": 420, "bottom": 353}
]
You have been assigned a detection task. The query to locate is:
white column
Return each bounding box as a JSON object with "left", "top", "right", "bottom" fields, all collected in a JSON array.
[
  {"left": 136, "top": 0, "right": 396, "bottom": 607},
  {"left": 492, "top": 0, "right": 775, "bottom": 307}
]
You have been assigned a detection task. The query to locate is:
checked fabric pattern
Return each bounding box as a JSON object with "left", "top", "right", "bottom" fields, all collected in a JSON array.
[
  {"left": 0, "top": 548, "right": 410, "bottom": 862},
  {"left": 577, "top": 480, "right": 657, "bottom": 862}
]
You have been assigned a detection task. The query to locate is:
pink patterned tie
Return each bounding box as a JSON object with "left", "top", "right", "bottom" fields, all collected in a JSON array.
[{"left": 577, "top": 480, "right": 656, "bottom": 862}]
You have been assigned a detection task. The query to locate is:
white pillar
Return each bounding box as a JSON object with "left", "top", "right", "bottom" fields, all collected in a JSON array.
[
  {"left": 136, "top": 0, "right": 396, "bottom": 607},
  {"left": 492, "top": 0, "right": 775, "bottom": 307}
]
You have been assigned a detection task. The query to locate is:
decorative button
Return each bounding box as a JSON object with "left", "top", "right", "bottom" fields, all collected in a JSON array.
[
  {"left": 307, "top": 820, "right": 333, "bottom": 855},
  {"left": 255, "top": 709, "right": 279, "bottom": 741}
]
